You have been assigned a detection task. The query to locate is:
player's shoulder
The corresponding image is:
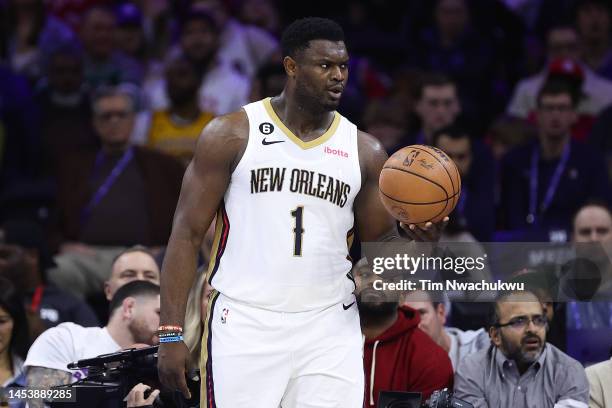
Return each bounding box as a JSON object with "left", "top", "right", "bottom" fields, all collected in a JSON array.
[
  {"left": 202, "top": 109, "right": 249, "bottom": 139},
  {"left": 192, "top": 109, "right": 249, "bottom": 167},
  {"left": 357, "top": 129, "right": 387, "bottom": 160}
]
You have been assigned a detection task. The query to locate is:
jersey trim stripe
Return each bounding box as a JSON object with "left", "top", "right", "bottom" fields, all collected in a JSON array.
[
  {"left": 201, "top": 289, "right": 220, "bottom": 408},
  {"left": 262, "top": 97, "right": 341, "bottom": 150},
  {"left": 206, "top": 202, "right": 230, "bottom": 284}
]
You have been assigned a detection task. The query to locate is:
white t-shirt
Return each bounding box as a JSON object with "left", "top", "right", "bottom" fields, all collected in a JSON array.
[
  {"left": 24, "top": 323, "right": 121, "bottom": 383},
  {"left": 217, "top": 19, "right": 279, "bottom": 78},
  {"left": 142, "top": 60, "right": 250, "bottom": 116}
]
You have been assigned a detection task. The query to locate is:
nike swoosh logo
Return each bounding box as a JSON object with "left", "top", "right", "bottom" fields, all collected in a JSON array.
[
  {"left": 342, "top": 301, "right": 355, "bottom": 310},
  {"left": 262, "top": 138, "right": 285, "bottom": 145}
]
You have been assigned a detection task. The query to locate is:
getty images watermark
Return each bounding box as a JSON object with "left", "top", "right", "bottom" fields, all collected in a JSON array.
[{"left": 369, "top": 252, "right": 525, "bottom": 292}]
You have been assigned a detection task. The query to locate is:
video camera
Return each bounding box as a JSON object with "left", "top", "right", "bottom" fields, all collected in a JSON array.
[
  {"left": 49, "top": 346, "right": 199, "bottom": 408},
  {"left": 378, "top": 388, "right": 473, "bottom": 408}
]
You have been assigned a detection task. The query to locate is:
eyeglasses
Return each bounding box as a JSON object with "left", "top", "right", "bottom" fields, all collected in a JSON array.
[
  {"left": 495, "top": 315, "right": 548, "bottom": 330},
  {"left": 538, "top": 104, "right": 574, "bottom": 113},
  {"left": 96, "top": 110, "right": 132, "bottom": 122}
]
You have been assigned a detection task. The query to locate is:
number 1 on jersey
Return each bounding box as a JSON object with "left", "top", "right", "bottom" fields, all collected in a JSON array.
[{"left": 291, "top": 206, "right": 305, "bottom": 256}]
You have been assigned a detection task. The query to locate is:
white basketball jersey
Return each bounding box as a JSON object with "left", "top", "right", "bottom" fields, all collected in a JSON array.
[{"left": 207, "top": 98, "right": 362, "bottom": 312}]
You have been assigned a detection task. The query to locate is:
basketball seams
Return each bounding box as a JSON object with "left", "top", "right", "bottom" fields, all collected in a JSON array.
[
  {"left": 409, "top": 145, "right": 457, "bottom": 195},
  {"left": 381, "top": 166, "right": 450, "bottom": 200},
  {"left": 380, "top": 165, "right": 451, "bottom": 223},
  {"left": 380, "top": 192, "right": 450, "bottom": 224},
  {"left": 409, "top": 145, "right": 460, "bottom": 211},
  {"left": 379, "top": 188, "right": 460, "bottom": 205},
  {"left": 379, "top": 145, "right": 461, "bottom": 224}
]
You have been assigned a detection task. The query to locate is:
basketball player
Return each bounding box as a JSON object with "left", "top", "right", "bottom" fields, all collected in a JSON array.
[{"left": 158, "top": 17, "right": 447, "bottom": 407}]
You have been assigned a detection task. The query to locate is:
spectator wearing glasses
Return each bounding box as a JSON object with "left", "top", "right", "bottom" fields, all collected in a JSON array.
[
  {"left": 50, "top": 86, "right": 184, "bottom": 299},
  {"left": 500, "top": 79, "right": 610, "bottom": 240},
  {"left": 454, "top": 290, "right": 589, "bottom": 408}
]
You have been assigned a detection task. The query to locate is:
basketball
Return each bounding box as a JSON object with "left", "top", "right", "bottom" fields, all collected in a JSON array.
[{"left": 379, "top": 145, "right": 461, "bottom": 225}]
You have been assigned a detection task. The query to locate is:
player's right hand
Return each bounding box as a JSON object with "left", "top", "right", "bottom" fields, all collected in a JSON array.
[{"left": 157, "top": 342, "right": 192, "bottom": 399}]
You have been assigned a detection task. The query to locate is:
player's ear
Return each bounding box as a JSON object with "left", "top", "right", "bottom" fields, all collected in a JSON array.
[
  {"left": 122, "top": 297, "right": 137, "bottom": 319},
  {"left": 489, "top": 326, "right": 501, "bottom": 346},
  {"left": 283, "top": 56, "right": 297, "bottom": 78}
]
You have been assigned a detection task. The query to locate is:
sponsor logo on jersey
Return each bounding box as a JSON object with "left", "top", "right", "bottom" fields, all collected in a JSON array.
[
  {"left": 259, "top": 122, "right": 274, "bottom": 135},
  {"left": 324, "top": 146, "right": 349, "bottom": 158}
]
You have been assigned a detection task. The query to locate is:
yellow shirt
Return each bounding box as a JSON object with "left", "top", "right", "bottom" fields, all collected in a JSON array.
[{"left": 147, "top": 110, "right": 214, "bottom": 164}]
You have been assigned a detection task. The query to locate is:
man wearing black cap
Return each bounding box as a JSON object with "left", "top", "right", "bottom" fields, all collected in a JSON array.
[{"left": 0, "top": 220, "right": 99, "bottom": 339}]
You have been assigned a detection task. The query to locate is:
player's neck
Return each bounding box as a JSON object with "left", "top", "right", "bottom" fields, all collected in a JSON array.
[
  {"left": 0, "top": 349, "right": 10, "bottom": 369},
  {"left": 421, "top": 126, "right": 434, "bottom": 144},
  {"left": 170, "top": 101, "right": 200, "bottom": 122},
  {"left": 539, "top": 135, "right": 569, "bottom": 160},
  {"left": 106, "top": 321, "right": 137, "bottom": 349},
  {"left": 360, "top": 311, "right": 398, "bottom": 340},
  {"left": 0, "top": 350, "right": 12, "bottom": 382},
  {"left": 101, "top": 142, "right": 130, "bottom": 155},
  {"left": 271, "top": 93, "right": 335, "bottom": 140},
  {"left": 439, "top": 329, "right": 451, "bottom": 353}
]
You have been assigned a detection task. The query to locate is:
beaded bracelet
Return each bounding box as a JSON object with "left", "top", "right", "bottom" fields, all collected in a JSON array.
[
  {"left": 158, "top": 325, "right": 183, "bottom": 332},
  {"left": 158, "top": 331, "right": 183, "bottom": 338},
  {"left": 159, "top": 335, "right": 184, "bottom": 344}
]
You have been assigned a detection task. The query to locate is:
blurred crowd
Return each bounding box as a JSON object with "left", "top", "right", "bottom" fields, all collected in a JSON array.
[{"left": 1, "top": 0, "right": 612, "bottom": 407}]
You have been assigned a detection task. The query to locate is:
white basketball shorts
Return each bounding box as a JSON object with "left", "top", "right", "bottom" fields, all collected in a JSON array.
[{"left": 200, "top": 290, "right": 364, "bottom": 408}]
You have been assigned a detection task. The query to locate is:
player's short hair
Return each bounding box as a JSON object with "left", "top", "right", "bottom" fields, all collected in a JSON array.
[
  {"left": 111, "top": 245, "right": 157, "bottom": 270},
  {"left": 92, "top": 84, "right": 139, "bottom": 113},
  {"left": 432, "top": 124, "right": 471, "bottom": 147},
  {"left": 180, "top": 9, "right": 218, "bottom": 34},
  {"left": 536, "top": 79, "right": 581, "bottom": 108},
  {"left": 281, "top": 17, "right": 345, "bottom": 58},
  {"left": 108, "top": 280, "right": 160, "bottom": 316},
  {"left": 574, "top": 0, "right": 611, "bottom": 16},
  {"left": 572, "top": 199, "right": 612, "bottom": 228},
  {"left": 489, "top": 289, "right": 542, "bottom": 327},
  {"left": 413, "top": 72, "right": 456, "bottom": 101}
]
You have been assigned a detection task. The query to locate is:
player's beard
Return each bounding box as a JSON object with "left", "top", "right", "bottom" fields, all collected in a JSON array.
[
  {"left": 501, "top": 331, "right": 544, "bottom": 366},
  {"left": 357, "top": 290, "right": 399, "bottom": 320},
  {"left": 129, "top": 318, "right": 156, "bottom": 345},
  {"left": 294, "top": 78, "right": 337, "bottom": 113}
]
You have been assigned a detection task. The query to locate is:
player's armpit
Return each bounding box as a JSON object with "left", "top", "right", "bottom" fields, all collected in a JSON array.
[
  {"left": 354, "top": 130, "right": 397, "bottom": 242},
  {"left": 25, "top": 366, "right": 71, "bottom": 408}
]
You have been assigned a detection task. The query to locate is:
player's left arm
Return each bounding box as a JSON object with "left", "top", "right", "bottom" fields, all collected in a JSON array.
[{"left": 354, "top": 130, "right": 447, "bottom": 242}]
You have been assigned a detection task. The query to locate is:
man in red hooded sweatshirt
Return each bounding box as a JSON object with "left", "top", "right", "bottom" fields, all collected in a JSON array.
[{"left": 357, "top": 263, "right": 454, "bottom": 407}]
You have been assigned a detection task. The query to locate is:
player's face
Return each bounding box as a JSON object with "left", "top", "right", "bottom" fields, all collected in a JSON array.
[
  {"left": 166, "top": 59, "right": 200, "bottom": 105},
  {"left": 181, "top": 19, "right": 219, "bottom": 63},
  {"left": 93, "top": 94, "right": 135, "bottom": 148},
  {"left": 547, "top": 28, "right": 580, "bottom": 61},
  {"left": 415, "top": 85, "right": 460, "bottom": 132},
  {"left": 129, "top": 295, "right": 161, "bottom": 345},
  {"left": 402, "top": 293, "right": 445, "bottom": 344},
  {"left": 81, "top": 9, "right": 116, "bottom": 59},
  {"left": 491, "top": 299, "right": 546, "bottom": 365},
  {"left": 294, "top": 40, "right": 349, "bottom": 111},
  {"left": 537, "top": 93, "right": 577, "bottom": 141},
  {"left": 574, "top": 206, "right": 612, "bottom": 243},
  {"left": 577, "top": 3, "right": 610, "bottom": 42},
  {"left": 0, "top": 306, "right": 14, "bottom": 357},
  {"left": 105, "top": 252, "right": 160, "bottom": 301},
  {"left": 355, "top": 266, "right": 399, "bottom": 313},
  {"left": 435, "top": 0, "right": 469, "bottom": 39},
  {"left": 48, "top": 54, "right": 83, "bottom": 95},
  {"left": 436, "top": 135, "right": 472, "bottom": 178}
]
